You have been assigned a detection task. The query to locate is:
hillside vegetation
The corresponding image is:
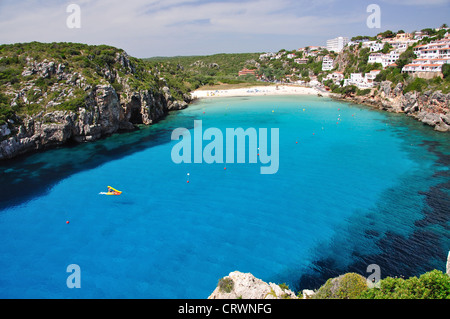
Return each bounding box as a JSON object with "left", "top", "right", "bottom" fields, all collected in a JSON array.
[
  {"left": 307, "top": 270, "right": 450, "bottom": 299},
  {"left": 145, "top": 52, "right": 262, "bottom": 90},
  {"left": 0, "top": 42, "right": 190, "bottom": 125}
]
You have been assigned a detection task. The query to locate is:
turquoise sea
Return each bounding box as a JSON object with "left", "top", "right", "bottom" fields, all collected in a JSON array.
[{"left": 0, "top": 95, "right": 449, "bottom": 298}]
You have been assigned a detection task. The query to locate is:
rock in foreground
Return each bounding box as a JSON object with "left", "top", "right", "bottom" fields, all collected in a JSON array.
[{"left": 208, "top": 271, "right": 298, "bottom": 299}]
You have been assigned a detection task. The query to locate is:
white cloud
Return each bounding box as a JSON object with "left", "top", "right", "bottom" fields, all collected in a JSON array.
[{"left": 0, "top": 0, "right": 370, "bottom": 56}]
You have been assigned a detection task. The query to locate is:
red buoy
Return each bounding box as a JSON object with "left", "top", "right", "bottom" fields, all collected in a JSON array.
[{"left": 66, "top": 221, "right": 70, "bottom": 224}]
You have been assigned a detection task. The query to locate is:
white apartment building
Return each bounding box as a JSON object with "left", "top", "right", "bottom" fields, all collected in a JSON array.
[
  {"left": 259, "top": 52, "right": 276, "bottom": 60},
  {"left": 361, "top": 41, "right": 384, "bottom": 52},
  {"left": 324, "top": 71, "right": 344, "bottom": 85},
  {"left": 322, "top": 55, "right": 334, "bottom": 71},
  {"left": 413, "top": 38, "right": 450, "bottom": 59},
  {"left": 403, "top": 36, "right": 450, "bottom": 74},
  {"left": 294, "top": 58, "right": 309, "bottom": 64},
  {"left": 327, "top": 37, "right": 349, "bottom": 53},
  {"left": 344, "top": 73, "right": 363, "bottom": 87},
  {"left": 388, "top": 40, "right": 417, "bottom": 53},
  {"left": 402, "top": 58, "right": 450, "bottom": 73},
  {"left": 368, "top": 51, "right": 400, "bottom": 68},
  {"left": 343, "top": 70, "right": 381, "bottom": 89}
]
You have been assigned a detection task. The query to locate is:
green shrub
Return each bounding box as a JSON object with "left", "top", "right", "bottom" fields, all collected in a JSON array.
[
  {"left": 0, "top": 106, "right": 14, "bottom": 125},
  {"left": 360, "top": 270, "right": 450, "bottom": 299},
  {"left": 24, "top": 103, "right": 44, "bottom": 115},
  {"left": 442, "top": 64, "right": 450, "bottom": 79},
  {"left": 0, "top": 67, "right": 21, "bottom": 85},
  {"left": 55, "top": 94, "right": 87, "bottom": 112},
  {"left": 112, "top": 81, "right": 123, "bottom": 93},
  {"left": 404, "top": 77, "right": 428, "bottom": 93},
  {"left": 278, "top": 283, "right": 290, "bottom": 291},
  {"left": 357, "top": 88, "right": 371, "bottom": 96},
  {"left": 218, "top": 277, "right": 234, "bottom": 293},
  {"left": 313, "top": 273, "right": 368, "bottom": 299}
]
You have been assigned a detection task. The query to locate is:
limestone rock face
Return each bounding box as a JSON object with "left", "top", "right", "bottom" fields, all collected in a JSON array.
[
  {"left": 336, "top": 80, "right": 450, "bottom": 132},
  {"left": 0, "top": 82, "right": 185, "bottom": 160},
  {"left": 208, "top": 271, "right": 298, "bottom": 299},
  {"left": 1, "top": 48, "right": 192, "bottom": 160}
]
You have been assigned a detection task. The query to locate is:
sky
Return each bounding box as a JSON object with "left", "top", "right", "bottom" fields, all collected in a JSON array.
[{"left": 0, "top": 0, "right": 449, "bottom": 58}]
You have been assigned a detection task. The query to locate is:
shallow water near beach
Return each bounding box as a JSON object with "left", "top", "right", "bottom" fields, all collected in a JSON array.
[{"left": 0, "top": 95, "right": 449, "bottom": 298}]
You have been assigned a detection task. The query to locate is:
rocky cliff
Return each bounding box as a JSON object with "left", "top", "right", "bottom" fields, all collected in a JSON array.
[
  {"left": 0, "top": 43, "right": 191, "bottom": 160},
  {"left": 332, "top": 81, "right": 450, "bottom": 132}
]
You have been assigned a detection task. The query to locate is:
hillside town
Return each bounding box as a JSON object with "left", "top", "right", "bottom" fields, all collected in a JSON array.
[{"left": 239, "top": 26, "right": 450, "bottom": 91}]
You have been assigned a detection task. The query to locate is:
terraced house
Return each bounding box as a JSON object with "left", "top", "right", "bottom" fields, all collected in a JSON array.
[{"left": 402, "top": 35, "right": 450, "bottom": 75}]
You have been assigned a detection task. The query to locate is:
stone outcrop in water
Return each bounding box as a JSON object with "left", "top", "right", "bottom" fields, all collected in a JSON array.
[{"left": 332, "top": 81, "right": 450, "bottom": 132}]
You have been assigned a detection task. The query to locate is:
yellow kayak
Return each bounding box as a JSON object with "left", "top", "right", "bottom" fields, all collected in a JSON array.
[{"left": 106, "top": 186, "right": 122, "bottom": 195}]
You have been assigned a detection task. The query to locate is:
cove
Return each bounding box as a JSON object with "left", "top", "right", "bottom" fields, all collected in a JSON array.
[{"left": 0, "top": 95, "right": 448, "bottom": 298}]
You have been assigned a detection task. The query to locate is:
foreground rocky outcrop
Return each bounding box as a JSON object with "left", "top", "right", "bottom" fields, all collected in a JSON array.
[
  {"left": 208, "top": 271, "right": 298, "bottom": 299},
  {"left": 332, "top": 81, "right": 450, "bottom": 132},
  {"left": 211, "top": 251, "right": 450, "bottom": 299}
]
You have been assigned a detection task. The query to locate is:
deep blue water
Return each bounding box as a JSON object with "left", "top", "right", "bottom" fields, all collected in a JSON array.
[{"left": 0, "top": 95, "right": 448, "bottom": 298}]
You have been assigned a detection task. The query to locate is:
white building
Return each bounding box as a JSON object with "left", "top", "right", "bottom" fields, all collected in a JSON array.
[
  {"left": 413, "top": 31, "right": 426, "bottom": 41},
  {"left": 388, "top": 40, "right": 417, "bottom": 53},
  {"left": 343, "top": 70, "right": 381, "bottom": 89},
  {"left": 413, "top": 37, "right": 450, "bottom": 59},
  {"left": 368, "top": 51, "right": 400, "bottom": 68},
  {"left": 403, "top": 36, "right": 450, "bottom": 74},
  {"left": 365, "top": 70, "right": 381, "bottom": 84},
  {"left": 344, "top": 73, "right": 363, "bottom": 87},
  {"left": 294, "top": 58, "right": 309, "bottom": 64},
  {"left": 305, "top": 51, "right": 319, "bottom": 57},
  {"left": 259, "top": 52, "right": 276, "bottom": 60},
  {"left": 324, "top": 71, "right": 344, "bottom": 85},
  {"left": 322, "top": 55, "right": 334, "bottom": 71},
  {"left": 327, "top": 37, "right": 349, "bottom": 53},
  {"left": 402, "top": 58, "right": 450, "bottom": 73},
  {"left": 361, "top": 41, "right": 385, "bottom": 52}
]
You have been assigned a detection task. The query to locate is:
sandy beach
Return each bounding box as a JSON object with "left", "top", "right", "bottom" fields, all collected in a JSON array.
[{"left": 191, "top": 85, "right": 329, "bottom": 99}]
